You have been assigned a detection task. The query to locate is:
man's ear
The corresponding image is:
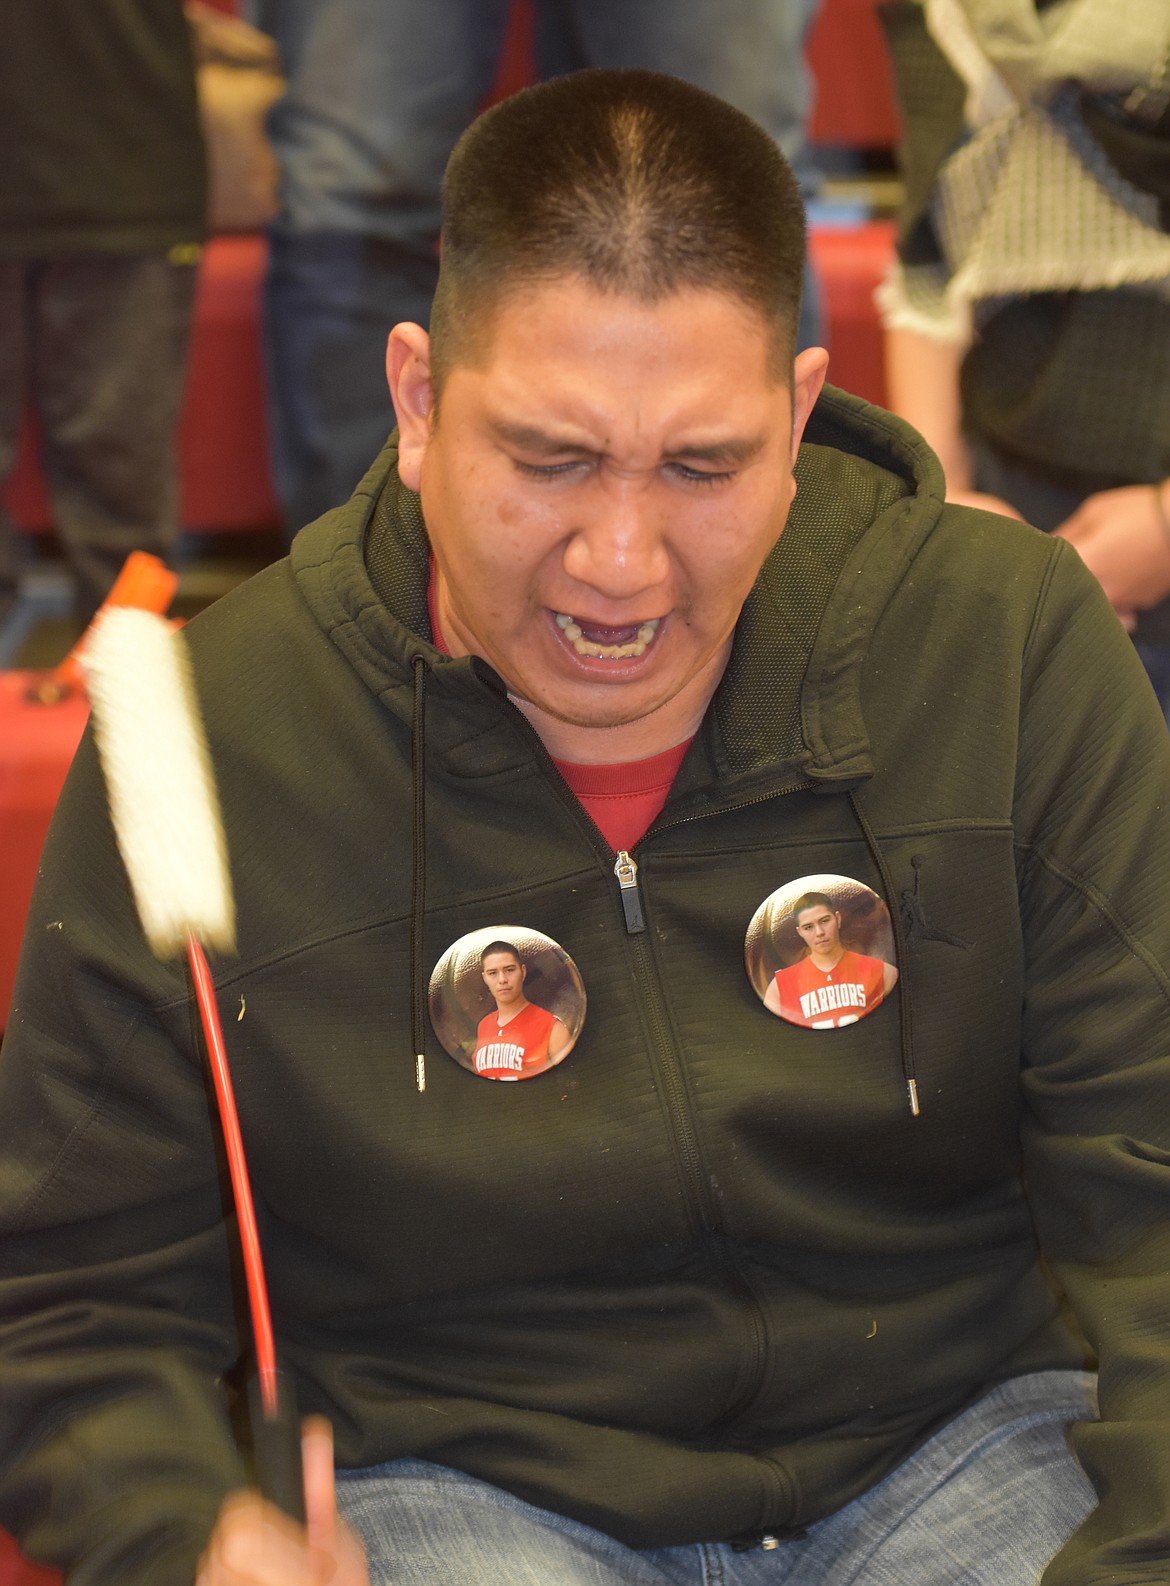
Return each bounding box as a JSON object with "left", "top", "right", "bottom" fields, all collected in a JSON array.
[
  {"left": 386, "top": 323, "right": 433, "bottom": 491},
  {"left": 789, "top": 346, "right": 830, "bottom": 467}
]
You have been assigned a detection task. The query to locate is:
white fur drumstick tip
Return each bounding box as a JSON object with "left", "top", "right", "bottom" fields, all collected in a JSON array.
[{"left": 83, "top": 608, "right": 236, "bottom": 959}]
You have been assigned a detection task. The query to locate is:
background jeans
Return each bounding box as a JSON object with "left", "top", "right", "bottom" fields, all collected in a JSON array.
[
  {"left": 0, "top": 254, "right": 197, "bottom": 623},
  {"left": 336, "top": 1369, "right": 1098, "bottom": 1586},
  {"left": 257, "top": 0, "right": 822, "bottom": 532}
]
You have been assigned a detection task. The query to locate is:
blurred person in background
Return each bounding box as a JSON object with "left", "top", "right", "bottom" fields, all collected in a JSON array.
[
  {"left": 252, "top": 0, "right": 822, "bottom": 535},
  {"left": 878, "top": 0, "right": 1170, "bottom": 713},
  {"left": 0, "top": 0, "right": 207, "bottom": 641}
]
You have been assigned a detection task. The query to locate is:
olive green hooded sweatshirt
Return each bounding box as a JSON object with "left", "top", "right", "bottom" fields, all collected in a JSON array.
[{"left": 2, "top": 388, "right": 1169, "bottom": 1585}]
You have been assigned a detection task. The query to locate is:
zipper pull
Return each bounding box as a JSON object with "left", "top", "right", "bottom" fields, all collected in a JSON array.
[{"left": 613, "top": 850, "right": 645, "bottom": 934}]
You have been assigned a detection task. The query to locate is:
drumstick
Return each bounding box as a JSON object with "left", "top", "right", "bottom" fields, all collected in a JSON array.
[{"left": 83, "top": 607, "right": 304, "bottom": 1523}]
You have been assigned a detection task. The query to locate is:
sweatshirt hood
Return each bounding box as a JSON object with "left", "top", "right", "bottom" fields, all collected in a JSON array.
[
  {"left": 289, "top": 383, "right": 947, "bottom": 792},
  {"left": 735, "top": 382, "right": 947, "bottom": 789}
]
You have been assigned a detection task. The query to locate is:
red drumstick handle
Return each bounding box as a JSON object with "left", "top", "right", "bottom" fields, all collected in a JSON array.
[
  {"left": 187, "top": 936, "right": 278, "bottom": 1403},
  {"left": 186, "top": 936, "right": 305, "bottom": 1522}
]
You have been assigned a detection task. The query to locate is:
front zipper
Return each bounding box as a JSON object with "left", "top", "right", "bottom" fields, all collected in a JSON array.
[
  {"left": 613, "top": 850, "right": 645, "bottom": 933},
  {"left": 611, "top": 783, "right": 816, "bottom": 1440},
  {"left": 620, "top": 870, "right": 774, "bottom": 1438},
  {"left": 602, "top": 777, "right": 813, "bottom": 1249}
]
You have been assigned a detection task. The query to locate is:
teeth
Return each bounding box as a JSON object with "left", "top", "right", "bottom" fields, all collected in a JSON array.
[{"left": 554, "top": 614, "right": 660, "bottom": 660}]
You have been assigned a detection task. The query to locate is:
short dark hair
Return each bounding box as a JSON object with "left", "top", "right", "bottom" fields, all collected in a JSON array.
[
  {"left": 480, "top": 940, "right": 522, "bottom": 966},
  {"left": 791, "top": 892, "right": 837, "bottom": 923},
  {"left": 430, "top": 68, "right": 806, "bottom": 398}
]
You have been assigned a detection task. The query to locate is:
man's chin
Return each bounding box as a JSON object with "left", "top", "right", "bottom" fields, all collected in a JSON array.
[
  {"left": 509, "top": 681, "right": 676, "bottom": 735},
  {"left": 498, "top": 639, "right": 728, "bottom": 756}
]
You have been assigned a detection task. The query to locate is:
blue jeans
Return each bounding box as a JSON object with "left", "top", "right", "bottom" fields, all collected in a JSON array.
[
  {"left": 336, "top": 1370, "right": 1098, "bottom": 1586},
  {"left": 259, "top": 0, "right": 822, "bottom": 531}
]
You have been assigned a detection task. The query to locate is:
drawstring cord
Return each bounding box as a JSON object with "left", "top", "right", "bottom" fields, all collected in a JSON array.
[
  {"left": 848, "top": 789, "right": 921, "bottom": 1118},
  {"left": 410, "top": 654, "right": 428, "bottom": 1092}
]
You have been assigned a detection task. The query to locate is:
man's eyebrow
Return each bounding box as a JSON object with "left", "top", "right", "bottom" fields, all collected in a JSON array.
[
  {"left": 667, "top": 435, "right": 768, "bottom": 467},
  {"left": 490, "top": 421, "right": 594, "bottom": 454},
  {"left": 490, "top": 421, "right": 768, "bottom": 467}
]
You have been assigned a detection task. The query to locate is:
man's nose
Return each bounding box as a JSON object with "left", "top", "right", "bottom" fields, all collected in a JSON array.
[{"left": 561, "top": 476, "right": 671, "bottom": 600}]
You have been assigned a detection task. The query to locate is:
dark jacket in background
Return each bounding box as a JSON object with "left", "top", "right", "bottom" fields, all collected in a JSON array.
[{"left": 0, "top": 0, "right": 206, "bottom": 256}]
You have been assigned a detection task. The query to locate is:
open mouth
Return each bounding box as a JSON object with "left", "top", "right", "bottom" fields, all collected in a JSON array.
[{"left": 554, "top": 612, "right": 661, "bottom": 660}]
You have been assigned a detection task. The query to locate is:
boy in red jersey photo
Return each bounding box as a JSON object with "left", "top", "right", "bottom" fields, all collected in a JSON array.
[
  {"left": 472, "top": 941, "right": 573, "bottom": 1078},
  {"left": 763, "top": 891, "right": 898, "bottom": 1029}
]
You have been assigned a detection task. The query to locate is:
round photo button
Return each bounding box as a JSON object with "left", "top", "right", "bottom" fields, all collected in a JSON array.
[
  {"left": 745, "top": 874, "right": 898, "bottom": 1031},
  {"left": 429, "top": 926, "right": 586, "bottom": 1080}
]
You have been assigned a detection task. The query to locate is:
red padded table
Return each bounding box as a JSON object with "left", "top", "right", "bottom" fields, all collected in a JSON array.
[{"left": 0, "top": 673, "right": 89, "bottom": 1029}]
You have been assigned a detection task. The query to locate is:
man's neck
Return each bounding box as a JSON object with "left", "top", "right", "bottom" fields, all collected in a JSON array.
[
  {"left": 507, "top": 688, "right": 711, "bottom": 765},
  {"left": 496, "top": 999, "right": 528, "bottom": 1027},
  {"left": 810, "top": 946, "right": 846, "bottom": 973}
]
